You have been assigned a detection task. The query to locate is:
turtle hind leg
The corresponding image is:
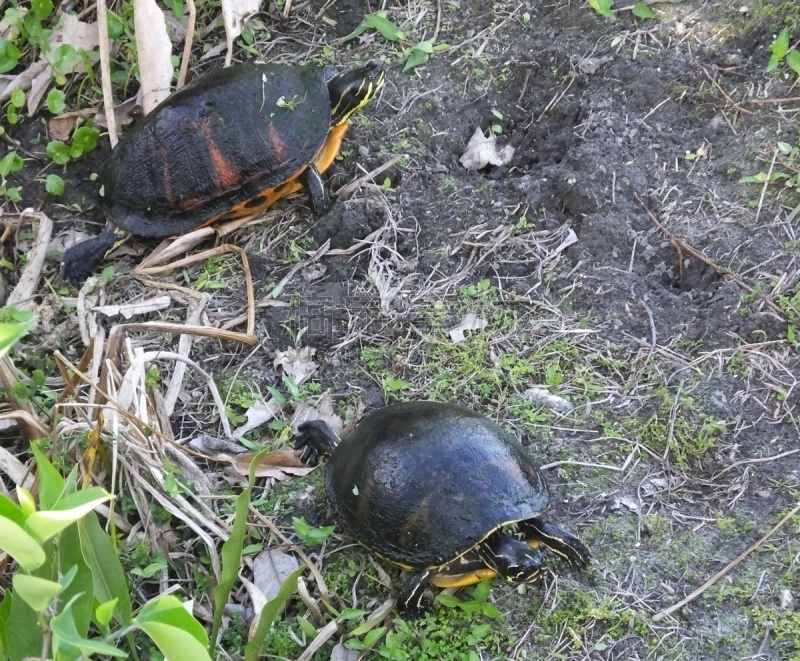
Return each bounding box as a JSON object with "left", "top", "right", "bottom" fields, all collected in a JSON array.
[
  {"left": 521, "top": 518, "right": 591, "bottom": 568},
  {"left": 300, "top": 164, "right": 333, "bottom": 215},
  {"left": 62, "top": 226, "right": 129, "bottom": 285},
  {"left": 294, "top": 420, "right": 339, "bottom": 466},
  {"left": 396, "top": 569, "right": 433, "bottom": 620}
]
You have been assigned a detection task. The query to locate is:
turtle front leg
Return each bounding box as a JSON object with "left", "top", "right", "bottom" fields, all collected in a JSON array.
[
  {"left": 521, "top": 519, "right": 591, "bottom": 568},
  {"left": 396, "top": 569, "right": 433, "bottom": 620},
  {"left": 294, "top": 420, "right": 339, "bottom": 466},
  {"left": 477, "top": 530, "right": 544, "bottom": 582},
  {"left": 300, "top": 164, "right": 333, "bottom": 215}
]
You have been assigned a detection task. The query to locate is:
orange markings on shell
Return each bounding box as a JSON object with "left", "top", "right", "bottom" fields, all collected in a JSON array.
[{"left": 200, "top": 118, "right": 240, "bottom": 190}]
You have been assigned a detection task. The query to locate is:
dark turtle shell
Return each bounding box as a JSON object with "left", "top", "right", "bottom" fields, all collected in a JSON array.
[
  {"left": 324, "top": 401, "right": 550, "bottom": 569},
  {"left": 98, "top": 63, "right": 332, "bottom": 237}
]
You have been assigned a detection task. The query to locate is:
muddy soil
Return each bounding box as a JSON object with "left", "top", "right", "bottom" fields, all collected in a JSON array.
[{"left": 3, "top": 0, "right": 800, "bottom": 659}]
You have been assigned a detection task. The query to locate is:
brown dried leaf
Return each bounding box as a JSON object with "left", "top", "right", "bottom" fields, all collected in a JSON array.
[
  {"left": 292, "top": 394, "right": 343, "bottom": 435},
  {"left": 233, "top": 447, "right": 314, "bottom": 479},
  {"left": 221, "top": 0, "right": 261, "bottom": 65}
]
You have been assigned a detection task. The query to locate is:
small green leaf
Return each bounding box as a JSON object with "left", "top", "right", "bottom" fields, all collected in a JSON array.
[
  {"left": 472, "top": 579, "right": 492, "bottom": 602},
  {"left": 47, "top": 89, "right": 67, "bottom": 114},
  {"left": 52, "top": 43, "right": 79, "bottom": 74},
  {"left": 435, "top": 594, "right": 461, "bottom": 608},
  {"left": 769, "top": 28, "right": 790, "bottom": 58},
  {"left": 471, "top": 623, "right": 492, "bottom": 639},
  {"left": 46, "top": 174, "right": 65, "bottom": 195},
  {"left": 587, "top": 0, "right": 616, "bottom": 20},
  {"left": 491, "top": 109, "right": 503, "bottom": 120},
  {"left": 5, "top": 186, "right": 22, "bottom": 202},
  {"left": 0, "top": 151, "right": 24, "bottom": 177},
  {"left": 10, "top": 88, "right": 25, "bottom": 109},
  {"left": 0, "top": 312, "right": 35, "bottom": 359},
  {"left": 491, "top": 124, "right": 502, "bottom": 134},
  {"left": 364, "top": 12, "right": 405, "bottom": 41},
  {"left": 786, "top": 49, "right": 800, "bottom": 76},
  {"left": 12, "top": 575, "right": 61, "bottom": 614},
  {"left": 32, "top": 0, "right": 54, "bottom": 20},
  {"left": 46, "top": 140, "right": 71, "bottom": 165},
  {"left": 404, "top": 44, "right": 431, "bottom": 71},
  {"left": 51, "top": 595, "right": 128, "bottom": 656},
  {"left": 96, "top": 598, "right": 118, "bottom": 627},
  {"left": 339, "top": 608, "right": 369, "bottom": 621},
  {"left": 632, "top": 2, "right": 654, "bottom": 19},
  {"left": 482, "top": 602, "right": 503, "bottom": 618}
]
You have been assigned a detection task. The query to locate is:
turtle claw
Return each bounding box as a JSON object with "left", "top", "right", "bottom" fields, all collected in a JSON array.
[{"left": 294, "top": 420, "right": 339, "bottom": 466}]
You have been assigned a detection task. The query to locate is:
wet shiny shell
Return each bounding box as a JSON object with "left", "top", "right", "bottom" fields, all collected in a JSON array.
[
  {"left": 325, "top": 401, "right": 550, "bottom": 569},
  {"left": 98, "top": 63, "right": 332, "bottom": 237}
]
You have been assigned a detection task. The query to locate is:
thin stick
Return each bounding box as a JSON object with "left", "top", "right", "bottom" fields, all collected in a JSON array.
[
  {"left": 652, "top": 499, "right": 800, "bottom": 622},
  {"left": 754, "top": 145, "right": 778, "bottom": 226},
  {"left": 96, "top": 0, "right": 118, "bottom": 146},
  {"left": 176, "top": 0, "right": 196, "bottom": 89}
]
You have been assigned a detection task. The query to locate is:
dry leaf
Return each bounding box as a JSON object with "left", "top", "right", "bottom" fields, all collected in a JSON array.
[
  {"left": 459, "top": 127, "right": 515, "bottom": 170},
  {"left": 93, "top": 295, "right": 172, "bottom": 319},
  {"left": 232, "top": 398, "right": 283, "bottom": 437},
  {"left": 274, "top": 347, "right": 318, "bottom": 386},
  {"left": 447, "top": 312, "right": 487, "bottom": 343},
  {"left": 520, "top": 387, "right": 574, "bottom": 413},
  {"left": 254, "top": 549, "right": 300, "bottom": 602},
  {"left": 48, "top": 113, "right": 81, "bottom": 140},
  {"left": 553, "top": 228, "right": 579, "bottom": 254},
  {"left": 134, "top": 0, "right": 174, "bottom": 114},
  {"left": 221, "top": 0, "right": 261, "bottom": 65},
  {"left": 187, "top": 433, "right": 248, "bottom": 455},
  {"left": 95, "top": 95, "right": 142, "bottom": 128},
  {"left": 233, "top": 447, "right": 314, "bottom": 479}
]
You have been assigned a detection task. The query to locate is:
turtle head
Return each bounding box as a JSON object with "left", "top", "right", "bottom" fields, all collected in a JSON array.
[{"left": 327, "top": 60, "right": 385, "bottom": 125}]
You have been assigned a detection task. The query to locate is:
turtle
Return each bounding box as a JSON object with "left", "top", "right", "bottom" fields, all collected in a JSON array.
[
  {"left": 61, "top": 60, "right": 385, "bottom": 284},
  {"left": 294, "top": 400, "right": 591, "bottom": 618}
]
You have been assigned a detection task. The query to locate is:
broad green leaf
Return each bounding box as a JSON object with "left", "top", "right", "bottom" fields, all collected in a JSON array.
[
  {"left": 5, "top": 588, "right": 42, "bottom": 660},
  {"left": 632, "top": 3, "right": 654, "bottom": 19},
  {"left": 0, "top": 590, "right": 11, "bottom": 652},
  {"left": 31, "top": 444, "right": 65, "bottom": 509},
  {"left": 51, "top": 595, "right": 127, "bottom": 657},
  {"left": 78, "top": 512, "right": 132, "bottom": 625},
  {"left": 26, "top": 488, "right": 111, "bottom": 542},
  {"left": 0, "top": 515, "right": 46, "bottom": 571},
  {"left": 12, "top": 574, "right": 61, "bottom": 614},
  {"left": 136, "top": 596, "right": 210, "bottom": 660},
  {"left": 243, "top": 568, "right": 303, "bottom": 661},
  {"left": 0, "top": 37, "right": 23, "bottom": 74},
  {"left": 786, "top": 49, "right": 800, "bottom": 76},
  {"left": 404, "top": 41, "right": 433, "bottom": 71},
  {"left": 59, "top": 524, "right": 93, "bottom": 637}
]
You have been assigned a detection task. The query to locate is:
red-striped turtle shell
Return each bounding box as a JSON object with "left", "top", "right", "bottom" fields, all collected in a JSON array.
[{"left": 98, "top": 63, "right": 333, "bottom": 236}]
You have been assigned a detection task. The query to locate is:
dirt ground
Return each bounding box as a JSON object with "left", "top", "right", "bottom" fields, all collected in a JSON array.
[{"left": 3, "top": 0, "right": 800, "bottom": 659}]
